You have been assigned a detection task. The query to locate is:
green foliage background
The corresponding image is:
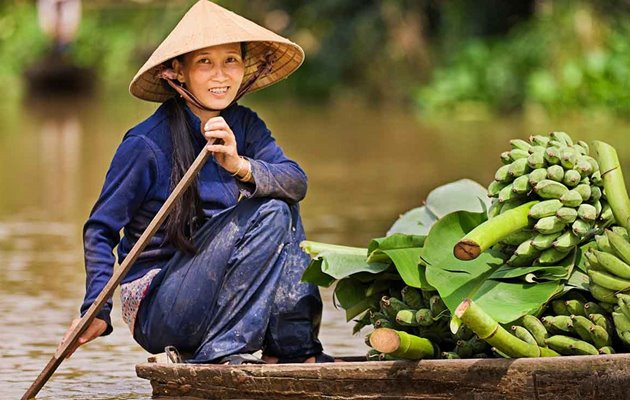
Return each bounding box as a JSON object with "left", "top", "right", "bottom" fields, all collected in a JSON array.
[{"left": 1, "top": 0, "right": 628, "bottom": 115}]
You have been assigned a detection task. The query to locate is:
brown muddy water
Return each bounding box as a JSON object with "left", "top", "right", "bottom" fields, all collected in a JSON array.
[{"left": 0, "top": 90, "right": 628, "bottom": 399}]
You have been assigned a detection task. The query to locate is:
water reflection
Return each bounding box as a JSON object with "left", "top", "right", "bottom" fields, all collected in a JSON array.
[{"left": 0, "top": 91, "right": 628, "bottom": 399}]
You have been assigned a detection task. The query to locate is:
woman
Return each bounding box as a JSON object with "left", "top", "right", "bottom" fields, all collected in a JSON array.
[{"left": 60, "top": 0, "right": 331, "bottom": 364}]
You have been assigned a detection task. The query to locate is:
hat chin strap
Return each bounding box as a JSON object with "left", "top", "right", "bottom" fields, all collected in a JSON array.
[{"left": 155, "top": 51, "right": 276, "bottom": 112}]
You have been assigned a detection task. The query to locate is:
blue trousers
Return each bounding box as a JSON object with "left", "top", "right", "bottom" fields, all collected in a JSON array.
[{"left": 133, "top": 198, "right": 323, "bottom": 362}]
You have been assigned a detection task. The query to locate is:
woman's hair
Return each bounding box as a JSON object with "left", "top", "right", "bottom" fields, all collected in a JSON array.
[
  {"left": 164, "top": 43, "right": 248, "bottom": 254},
  {"left": 165, "top": 96, "right": 203, "bottom": 254}
]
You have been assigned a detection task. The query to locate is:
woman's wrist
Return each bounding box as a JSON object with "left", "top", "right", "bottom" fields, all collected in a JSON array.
[{"left": 232, "top": 157, "right": 252, "bottom": 182}]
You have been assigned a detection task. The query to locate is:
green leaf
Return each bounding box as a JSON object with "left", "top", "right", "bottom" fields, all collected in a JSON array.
[
  {"left": 299, "top": 241, "right": 389, "bottom": 284},
  {"left": 387, "top": 179, "right": 491, "bottom": 236},
  {"left": 424, "top": 179, "right": 491, "bottom": 219},
  {"left": 424, "top": 210, "right": 563, "bottom": 323},
  {"left": 334, "top": 278, "right": 387, "bottom": 321},
  {"left": 301, "top": 259, "right": 336, "bottom": 287}
]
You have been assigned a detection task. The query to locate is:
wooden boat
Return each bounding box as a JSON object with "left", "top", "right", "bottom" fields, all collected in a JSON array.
[{"left": 136, "top": 353, "right": 630, "bottom": 399}]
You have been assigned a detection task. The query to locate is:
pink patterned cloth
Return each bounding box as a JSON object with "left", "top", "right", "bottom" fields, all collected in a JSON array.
[{"left": 120, "top": 268, "right": 161, "bottom": 333}]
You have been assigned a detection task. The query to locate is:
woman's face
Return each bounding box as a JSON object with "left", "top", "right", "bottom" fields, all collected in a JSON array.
[{"left": 173, "top": 43, "right": 245, "bottom": 112}]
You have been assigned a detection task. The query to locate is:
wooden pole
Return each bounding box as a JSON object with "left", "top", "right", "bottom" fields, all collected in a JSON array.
[{"left": 22, "top": 147, "right": 212, "bottom": 400}]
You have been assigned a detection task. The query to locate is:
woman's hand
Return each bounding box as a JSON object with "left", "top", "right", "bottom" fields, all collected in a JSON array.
[
  {"left": 58, "top": 317, "right": 108, "bottom": 358},
  {"left": 203, "top": 116, "right": 245, "bottom": 175}
]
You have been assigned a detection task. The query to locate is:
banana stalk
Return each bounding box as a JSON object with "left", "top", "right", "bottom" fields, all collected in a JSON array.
[
  {"left": 369, "top": 328, "right": 436, "bottom": 360},
  {"left": 592, "top": 141, "right": 630, "bottom": 230},
  {"left": 454, "top": 201, "right": 538, "bottom": 260},
  {"left": 455, "top": 299, "right": 558, "bottom": 357}
]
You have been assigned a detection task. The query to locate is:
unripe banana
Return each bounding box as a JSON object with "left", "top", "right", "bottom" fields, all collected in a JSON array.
[
  {"left": 560, "top": 147, "right": 579, "bottom": 169},
  {"left": 611, "top": 226, "right": 629, "bottom": 240},
  {"left": 528, "top": 168, "right": 548, "bottom": 186},
  {"left": 534, "top": 216, "right": 566, "bottom": 235},
  {"left": 511, "top": 175, "right": 531, "bottom": 194},
  {"left": 508, "top": 158, "right": 530, "bottom": 178},
  {"left": 544, "top": 147, "right": 562, "bottom": 165},
  {"left": 599, "top": 346, "right": 615, "bottom": 355},
  {"left": 545, "top": 335, "right": 598, "bottom": 356},
  {"left": 574, "top": 183, "right": 591, "bottom": 201},
  {"left": 441, "top": 351, "right": 461, "bottom": 360},
  {"left": 553, "top": 231, "right": 580, "bottom": 252},
  {"left": 584, "top": 249, "right": 600, "bottom": 269},
  {"left": 487, "top": 180, "right": 507, "bottom": 197},
  {"left": 528, "top": 145, "right": 546, "bottom": 155},
  {"left": 574, "top": 158, "right": 593, "bottom": 178},
  {"left": 396, "top": 309, "right": 420, "bottom": 326},
  {"left": 588, "top": 269, "right": 630, "bottom": 292},
  {"left": 570, "top": 315, "right": 595, "bottom": 342},
  {"left": 542, "top": 315, "right": 573, "bottom": 334},
  {"left": 572, "top": 218, "right": 593, "bottom": 237},
  {"left": 562, "top": 169, "right": 581, "bottom": 187},
  {"left": 546, "top": 165, "right": 564, "bottom": 182},
  {"left": 401, "top": 286, "right": 425, "bottom": 309},
  {"left": 538, "top": 247, "right": 570, "bottom": 265},
  {"left": 583, "top": 302, "right": 606, "bottom": 315},
  {"left": 487, "top": 200, "right": 501, "bottom": 219},
  {"left": 510, "top": 138, "right": 532, "bottom": 152},
  {"left": 600, "top": 203, "right": 614, "bottom": 223},
  {"left": 573, "top": 143, "right": 588, "bottom": 156},
  {"left": 591, "top": 170, "right": 603, "bottom": 186},
  {"left": 500, "top": 151, "right": 513, "bottom": 165},
  {"left": 617, "top": 295, "right": 630, "bottom": 320},
  {"left": 551, "top": 299, "right": 570, "bottom": 315},
  {"left": 564, "top": 300, "right": 586, "bottom": 317},
  {"left": 588, "top": 283, "right": 617, "bottom": 304},
  {"left": 577, "top": 203, "right": 597, "bottom": 222},
  {"left": 415, "top": 308, "right": 434, "bottom": 327},
  {"left": 374, "top": 318, "right": 394, "bottom": 329},
  {"left": 550, "top": 131, "right": 573, "bottom": 146},
  {"left": 527, "top": 151, "right": 546, "bottom": 169},
  {"left": 529, "top": 135, "right": 550, "bottom": 147},
  {"left": 560, "top": 189, "right": 583, "bottom": 207},
  {"left": 583, "top": 155, "right": 599, "bottom": 173},
  {"left": 528, "top": 199, "right": 563, "bottom": 219},
  {"left": 508, "top": 251, "right": 539, "bottom": 267},
  {"left": 588, "top": 313, "right": 612, "bottom": 333},
  {"left": 500, "top": 199, "right": 523, "bottom": 214},
  {"left": 511, "top": 325, "right": 537, "bottom": 345},
  {"left": 498, "top": 183, "right": 518, "bottom": 203},
  {"left": 555, "top": 207, "right": 578, "bottom": 224},
  {"left": 521, "top": 315, "right": 548, "bottom": 346},
  {"left": 429, "top": 295, "right": 447, "bottom": 318},
  {"left": 531, "top": 232, "right": 563, "bottom": 250},
  {"left": 595, "top": 234, "right": 613, "bottom": 253},
  {"left": 589, "top": 324, "right": 611, "bottom": 348},
  {"left": 501, "top": 230, "right": 535, "bottom": 246},
  {"left": 592, "top": 199, "right": 602, "bottom": 216},
  {"left": 576, "top": 140, "right": 590, "bottom": 155},
  {"left": 381, "top": 296, "right": 409, "bottom": 319},
  {"left": 606, "top": 229, "right": 630, "bottom": 265},
  {"left": 534, "top": 179, "right": 569, "bottom": 199},
  {"left": 620, "top": 331, "right": 630, "bottom": 347},
  {"left": 495, "top": 164, "right": 512, "bottom": 183},
  {"left": 509, "top": 148, "right": 529, "bottom": 160},
  {"left": 612, "top": 311, "right": 630, "bottom": 332}
]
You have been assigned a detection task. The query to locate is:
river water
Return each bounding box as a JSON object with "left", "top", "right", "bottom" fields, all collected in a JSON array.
[{"left": 0, "top": 89, "right": 628, "bottom": 399}]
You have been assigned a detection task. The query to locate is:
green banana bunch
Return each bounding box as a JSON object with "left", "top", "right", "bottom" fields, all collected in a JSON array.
[
  {"left": 487, "top": 131, "right": 611, "bottom": 266},
  {"left": 584, "top": 227, "right": 630, "bottom": 302}
]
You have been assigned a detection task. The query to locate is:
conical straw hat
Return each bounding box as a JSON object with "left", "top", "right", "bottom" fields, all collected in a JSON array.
[{"left": 129, "top": 0, "right": 304, "bottom": 103}]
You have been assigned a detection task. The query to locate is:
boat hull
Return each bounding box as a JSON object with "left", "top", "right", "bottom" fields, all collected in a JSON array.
[{"left": 136, "top": 354, "right": 630, "bottom": 399}]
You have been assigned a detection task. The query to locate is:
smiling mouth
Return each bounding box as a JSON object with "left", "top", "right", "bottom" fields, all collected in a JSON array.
[{"left": 209, "top": 87, "right": 229, "bottom": 94}]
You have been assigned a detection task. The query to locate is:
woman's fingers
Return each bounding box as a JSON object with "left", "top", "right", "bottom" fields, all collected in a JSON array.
[{"left": 59, "top": 318, "right": 107, "bottom": 358}]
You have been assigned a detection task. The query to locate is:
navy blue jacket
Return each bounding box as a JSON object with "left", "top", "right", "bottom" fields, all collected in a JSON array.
[{"left": 81, "top": 99, "right": 307, "bottom": 333}]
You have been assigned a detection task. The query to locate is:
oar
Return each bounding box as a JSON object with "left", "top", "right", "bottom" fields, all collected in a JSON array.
[{"left": 22, "top": 146, "right": 213, "bottom": 400}]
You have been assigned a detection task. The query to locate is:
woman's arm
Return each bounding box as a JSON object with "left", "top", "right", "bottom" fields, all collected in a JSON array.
[
  {"left": 80, "top": 135, "right": 158, "bottom": 336},
  {"left": 239, "top": 108, "right": 308, "bottom": 203}
]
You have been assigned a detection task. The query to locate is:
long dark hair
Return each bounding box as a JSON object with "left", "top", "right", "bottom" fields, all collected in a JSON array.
[
  {"left": 164, "top": 43, "right": 248, "bottom": 253},
  {"left": 165, "top": 96, "right": 203, "bottom": 254}
]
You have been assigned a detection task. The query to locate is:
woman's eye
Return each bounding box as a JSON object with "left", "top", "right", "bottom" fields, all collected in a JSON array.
[
  {"left": 198, "top": 58, "right": 210, "bottom": 64},
  {"left": 226, "top": 56, "right": 240, "bottom": 63}
]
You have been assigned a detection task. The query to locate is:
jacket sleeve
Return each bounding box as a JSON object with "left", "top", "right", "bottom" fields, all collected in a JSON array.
[
  {"left": 237, "top": 109, "right": 307, "bottom": 203},
  {"left": 80, "top": 135, "right": 158, "bottom": 335}
]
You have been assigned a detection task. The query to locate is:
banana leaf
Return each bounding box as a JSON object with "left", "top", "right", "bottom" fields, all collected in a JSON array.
[
  {"left": 300, "top": 242, "right": 389, "bottom": 287},
  {"left": 387, "top": 179, "right": 491, "bottom": 236},
  {"left": 423, "top": 210, "right": 563, "bottom": 324}
]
